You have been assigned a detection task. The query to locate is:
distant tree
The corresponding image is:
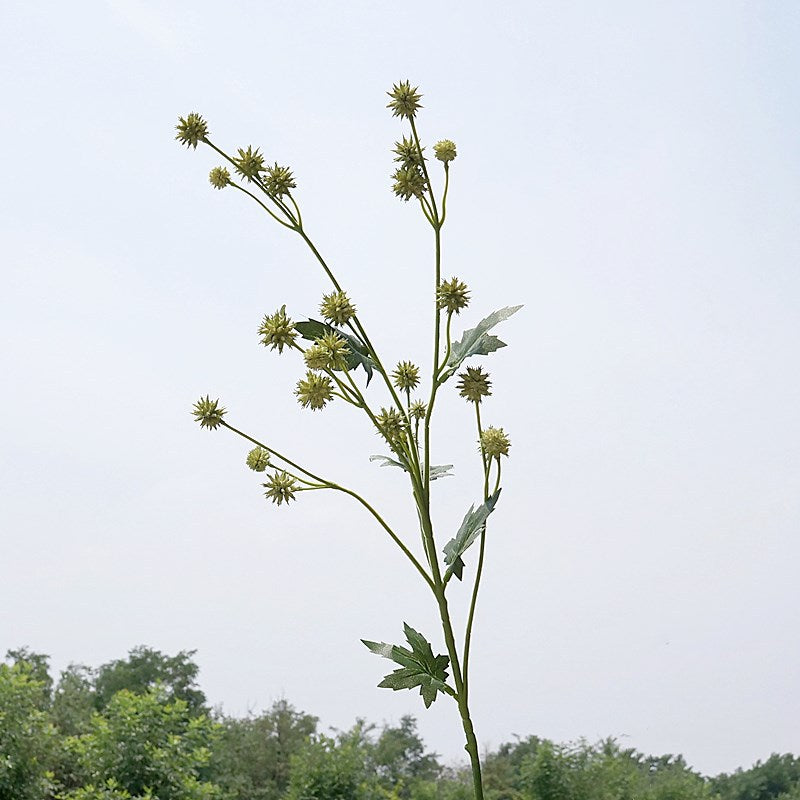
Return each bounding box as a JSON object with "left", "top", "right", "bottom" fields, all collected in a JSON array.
[
  {"left": 0, "top": 661, "right": 57, "bottom": 800},
  {"left": 712, "top": 755, "right": 800, "bottom": 800},
  {"left": 211, "top": 699, "right": 318, "bottom": 800},
  {"left": 94, "top": 646, "right": 206, "bottom": 714},
  {"left": 371, "top": 715, "right": 441, "bottom": 795},
  {"left": 521, "top": 741, "right": 574, "bottom": 800},
  {"left": 64, "top": 688, "right": 222, "bottom": 800},
  {"left": 483, "top": 736, "right": 543, "bottom": 800},
  {"left": 5, "top": 647, "right": 53, "bottom": 709},
  {"left": 53, "top": 664, "right": 96, "bottom": 736}
]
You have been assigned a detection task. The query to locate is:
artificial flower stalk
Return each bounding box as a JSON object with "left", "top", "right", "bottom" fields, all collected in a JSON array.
[{"left": 178, "top": 81, "right": 521, "bottom": 800}]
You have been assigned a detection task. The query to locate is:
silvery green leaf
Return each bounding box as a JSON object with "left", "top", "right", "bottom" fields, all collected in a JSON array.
[
  {"left": 442, "top": 489, "right": 501, "bottom": 581},
  {"left": 441, "top": 305, "right": 523, "bottom": 381},
  {"left": 369, "top": 456, "right": 454, "bottom": 481}
]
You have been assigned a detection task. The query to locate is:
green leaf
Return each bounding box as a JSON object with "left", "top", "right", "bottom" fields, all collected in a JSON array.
[
  {"left": 441, "top": 305, "right": 523, "bottom": 381},
  {"left": 442, "top": 489, "right": 501, "bottom": 581},
  {"left": 361, "top": 623, "right": 451, "bottom": 708},
  {"left": 369, "top": 455, "right": 454, "bottom": 481},
  {"left": 295, "top": 319, "right": 375, "bottom": 384}
]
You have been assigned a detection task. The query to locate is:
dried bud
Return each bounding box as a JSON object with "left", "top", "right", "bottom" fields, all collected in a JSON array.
[
  {"left": 409, "top": 400, "right": 427, "bottom": 421},
  {"left": 392, "top": 165, "right": 426, "bottom": 201},
  {"left": 209, "top": 166, "right": 230, "bottom": 189},
  {"left": 175, "top": 113, "right": 209, "bottom": 149},
  {"left": 392, "top": 361, "right": 420, "bottom": 392},
  {"left": 433, "top": 140, "right": 457, "bottom": 163},
  {"left": 316, "top": 332, "right": 350, "bottom": 371},
  {"left": 192, "top": 396, "right": 226, "bottom": 430},
  {"left": 233, "top": 146, "right": 265, "bottom": 182},
  {"left": 320, "top": 291, "right": 356, "bottom": 326},
  {"left": 387, "top": 80, "right": 423, "bottom": 119},
  {"left": 258, "top": 305, "right": 297, "bottom": 353},
  {"left": 392, "top": 136, "right": 424, "bottom": 167},
  {"left": 263, "top": 163, "right": 296, "bottom": 198},
  {"left": 264, "top": 471, "right": 297, "bottom": 505},
  {"left": 437, "top": 277, "right": 470, "bottom": 314},
  {"left": 295, "top": 371, "right": 334, "bottom": 410},
  {"left": 480, "top": 426, "right": 511, "bottom": 458},
  {"left": 376, "top": 407, "right": 408, "bottom": 444},
  {"left": 246, "top": 446, "right": 270, "bottom": 472},
  {"left": 457, "top": 367, "right": 492, "bottom": 403}
]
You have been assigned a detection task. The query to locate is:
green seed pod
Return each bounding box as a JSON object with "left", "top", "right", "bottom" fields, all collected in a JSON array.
[
  {"left": 320, "top": 290, "right": 356, "bottom": 326},
  {"left": 437, "top": 277, "right": 470, "bottom": 314},
  {"left": 264, "top": 471, "right": 297, "bottom": 506},
  {"left": 192, "top": 395, "right": 226, "bottom": 430},
  {"left": 392, "top": 361, "right": 420, "bottom": 392},
  {"left": 258, "top": 305, "right": 297, "bottom": 353},
  {"left": 392, "top": 136, "right": 424, "bottom": 167},
  {"left": 208, "top": 166, "right": 230, "bottom": 189},
  {"left": 376, "top": 407, "right": 408, "bottom": 444},
  {"left": 457, "top": 367, "right": 492, "bottom": 403},
  {"left": 480, "top": 426, "right": 511, "bottom": 458},
  {"left": 246, "top": 446, "right": 270, "bottom": 472},
  {"left": 263, "top": 163, "right": 296, "bottom": 198},
  {"left": 316, "top": 332, "right": 350, "bottom": 371},
  {"left": 392, "top": 165, "right": 426, "bottom": 201},
  {"left": 233, "top": 145, "right": 265, "bottom": 182},
  {"left": 409, "top": 400, "right": 427, "bottom": 421},
  {"left": 175, "top": 113, "right": 209, "bottom": 149},
  {"left": 303, "top": 344, "right": 330, "bottom": 371},
  {"left": 386, "top": 80, "right": 423, "bottom": 119},
  {"left": 295, "top": 371, "right": 334, "bottom": 410},
  {"left": 433, "top": 140, "right": 457, "bottom": 163}
]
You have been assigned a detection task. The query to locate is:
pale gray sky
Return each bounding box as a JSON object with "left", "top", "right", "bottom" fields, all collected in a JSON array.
[{"left": 1, "top": 0, "right": 799, "bottom": 776}]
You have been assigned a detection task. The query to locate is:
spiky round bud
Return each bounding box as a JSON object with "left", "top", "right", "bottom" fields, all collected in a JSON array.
[
  {"left": 258, "top": 305, "right": 297, "bottom": 353},
  {"left": 175, "top": 113, "right": 209, "bottom": 149},
  {"left": 392, "top": 361, "right": 420, "bottom": 392},
  {"left": 392, "top": 137, "right": 424, "bottom": 167},
  {"left": 437, "top": 277, "right": 470, "bottom": 314},
  {"left": 376, "top": 407, "right": 408, "bottom": 444},
  {"left": 303, "top": 344, "right": 330, "bottom": 371},
  {"left": 480, "top": 426, "right": 511, "bottom": 458},
  {"left": 409, "top": 400, "right": 427, "bottom": 421},
  {"left": 316, "top": 332, "right": 350, "bottom": 371},
  {"left": 264, "top": 471, "right": 297, "bottom": 506},
  {"left": 263, "top": 163, "right": 296, "bottom": 198},
  {"left": 192, "top": 395, "right": 226, "bottom": 430},
  {"left": 246, "top": 446, "right": 270, "bottom": 472},
  {"left": 209, "top": 167, "right": 230, "bottom": 189},
  {"left": 457, "top": 367, "right": 492, "bottom": 403},
  {"left": 387, "top": 80, "right": 423, "bottom": 119},
  {"left": 320, "top": 291, "right": 356, "bottom": 326},
  {"left": 433, "top": 140, "right": 457, "bottom": 163},
  {"left": 392, "top": 165, "right": 426, "bottom": 201},
  {"left": 233, "top": 146, "right": 265, "bottom": 182},
  {"left": 295, "top": 371, "right": 334, "bottom": 410}
]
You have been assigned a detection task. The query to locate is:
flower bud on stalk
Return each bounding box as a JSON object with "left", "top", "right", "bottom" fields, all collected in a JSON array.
[
  {"left": 480, "top": 426, "right": 511, "bottom": 458},
  {"left": 457, "top": 367, "right": 492, "bottom": 404},
  {"left": 437, "top": 277, "right": 470, "bottom": 314},
  {"left": 192, "top": 396, "right": 226, "bottom": 430},
  {"left": 258, "top": 306, "right": 297, "bottom": 353},
  {"left": 264, "top": 471, "right": 297, "bottom": 506},
  {"left": 246, "top": 447, "right": 271, "bottom": 472}
]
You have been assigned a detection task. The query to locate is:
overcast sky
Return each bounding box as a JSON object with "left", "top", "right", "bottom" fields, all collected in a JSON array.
[{"left": 1, "top": 0, "right": 798, "bottom": 776}]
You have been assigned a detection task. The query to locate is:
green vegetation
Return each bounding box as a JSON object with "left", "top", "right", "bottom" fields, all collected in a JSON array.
[{"left": 1, "top": 647, "right": 797, "bottom": 800}]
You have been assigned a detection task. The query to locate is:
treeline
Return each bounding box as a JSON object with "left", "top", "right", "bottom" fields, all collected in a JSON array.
[{"left": 1, "top": 646, "right": 798, "bottom": 800}]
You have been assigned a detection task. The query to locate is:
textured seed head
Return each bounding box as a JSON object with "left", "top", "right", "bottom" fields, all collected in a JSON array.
[
  {"left": 392, "top": 165, "right": 426, "bottom": 201},
  {"left": 480, "top": 426, "right": 511, "bottom": 458},
  {"left": 263, "top": 162, "right": 296, "bottom": 198},
  {"left": 192, "top": 395, "right": 226, "bottom": 430},
  {"left": 387, "top": 80, "right": 423, "bottom": 119},
  {"left": 457, "top": 367, "right": 492, "bottom": 403},
  {"left": 258, "top": 305, "right": 297, "bottom": 353},
  {"left": 316, "top": 332, "right": 350, "bottom": 371},
  {"left": 392, "top": 136, "right": 424, "bottom": 167},
  {"left": 264, "top": 471, "right": 297, "bottom": 506},
  {"left": 433, "top": 139, "right": 457, "bottom": 163},
  {"left": 392, "top": 361, "right": 420, "bottom": 392},
  {"left": 208, "top": 166, "right": 230, "bottom": 189},
  {"left": 246, "top": 446, "right": 270, "bottom": 472},
  {"left": 320, "top": 291, "right": 356, "bottom": 326},
  {"left": 437, "top": 277, "right": 470, "bottom": 314},
  {"left": 233, "top": 146, "right": 265, "bottom": 182},
  {"left": 303, "top": 344, "right": 330, "bottom": 371},
  {"left": 376, "top": 407, "right": 408, "bottom": 444},
  {"left": 175, "top": 113, "right": 209, "bottom": 149},
  {"left": 409, "top": 400, "right": 427, "bottom": 421},
  {"left": 295, "top": 371, "right": 334, "bottom": 410}
]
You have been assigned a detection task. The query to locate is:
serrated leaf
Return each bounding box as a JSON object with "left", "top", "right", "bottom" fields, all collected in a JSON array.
[
  {"left": 361, "top": 624, "right": 450, "bottom": 708},
  {"left": 369, "top": 455, "right": 454, "bottom": 481},
  {"left": 443, "top": 489, "right": 501, "bottom": 581},
  {"left": 295, "top": 319, "right": 375, "bottom": 384},
  {"left": 441, "top": 305, "right": 523, "bottom": 381}
]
